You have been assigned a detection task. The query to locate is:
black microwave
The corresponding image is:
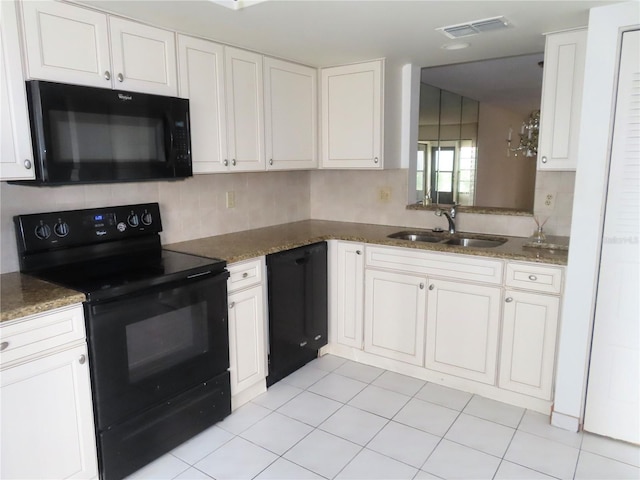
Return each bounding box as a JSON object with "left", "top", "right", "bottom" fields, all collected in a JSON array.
[{"left": 15, "top": 81, "right": 192, "bottom": 185}]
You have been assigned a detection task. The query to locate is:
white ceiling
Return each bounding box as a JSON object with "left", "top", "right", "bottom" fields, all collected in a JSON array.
[{"left": 74, "top": 0, "right": 616, "bottom": 68}]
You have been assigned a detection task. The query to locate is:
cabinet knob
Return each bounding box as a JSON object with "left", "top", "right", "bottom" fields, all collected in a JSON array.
[
  {"left": 104, "top": 70, "right": 111, "bottom": 81},
  {"left": 232, "top": 159, "right": 236, "bottom": 166},
  {"left": 541, "top": 156, "right": 548, "bottom": 164},
  {"left": 229, "top": 302, "right": 235, "bottom": 309},
  {"left": 24, "top": 159, "right": 32, "bottom": 170},
  {"left": 528, "top": 275, "right": 538, "bottom": 281},
  {"left": 242, "top": 272, "right": 248, "bottom": 278},
  {"left": 419, "top": 283, "right": 425, "bottom": 290},
  {"left": 356, "top": 250, "right": 362, "bottom": 255},
  {"left": 0, "top": 341, "right": 9, "bottom": 351},
  {"left": 79, "top": 354, "right": 86, "bottom": 365},
  {"left": 269, "top": 159, "right": 273, "bottom": 166},
  {"left": 428, "top": 284, "right": 435, "bottom": 290},
  {"left": 224, "top": 159, "right": 228, "bottom": 166},
  {"left": 505, "top": 297, "right": 513, "bottom": 303},
  {"left": 117, "top": 73, "right": 124, "bottom": 82},
  {"left": 299, "top": 341, "right": 308, "bottom": 347},
  {"left": 374, "top": 157, "right": 379, "bottom": 164}
]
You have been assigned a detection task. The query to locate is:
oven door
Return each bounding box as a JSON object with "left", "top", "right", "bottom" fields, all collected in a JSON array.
[{"left": 85, "top": 270, "right": 229, "bottom": 430}]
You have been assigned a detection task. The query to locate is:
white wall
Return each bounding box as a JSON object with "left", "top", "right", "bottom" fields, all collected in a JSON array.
[{"left": 552, "top": 0, "right": 640, "bottom": 432}]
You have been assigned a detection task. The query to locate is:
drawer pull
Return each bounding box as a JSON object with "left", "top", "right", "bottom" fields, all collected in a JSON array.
[
  {"left": 505, "top": 297, "right": 513, "bottom": 303},
  {"left": 529, "top": 275, "right": 538, "bottom": 281},
  {"left": 242, "top": 272, "right": 249, "bottom": 278},
  {"left": 79, "top": 354, "right": 86, "bottom": 365},
  {"left": 299, "top": 341, "right": 308, "bottom": 347},
  {"left": 0, "top": 341, "right": 9, "bottom": 351}
]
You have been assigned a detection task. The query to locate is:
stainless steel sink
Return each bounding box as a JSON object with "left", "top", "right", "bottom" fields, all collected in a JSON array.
[
  {"left": 387, "top": 231, "right": 444, "bottom": 243},
  {"left": 444, "top": 237, "right": 507, "bottom": 248}
]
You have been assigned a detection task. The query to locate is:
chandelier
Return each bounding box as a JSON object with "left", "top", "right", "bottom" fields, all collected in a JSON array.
[{"left": 507, "top": 110, "right": 540, "bottom": 158}]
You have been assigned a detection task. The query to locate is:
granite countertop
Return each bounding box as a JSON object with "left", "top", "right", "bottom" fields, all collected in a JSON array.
[
  {"left": 165, "top": 220, "right": 569, "bottom": 266},
  {"left": 0, "top": 272, "right": 86, "bottom": 323}
]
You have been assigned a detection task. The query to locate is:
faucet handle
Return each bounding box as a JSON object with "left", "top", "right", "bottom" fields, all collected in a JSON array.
[{"left": 450, "top": 204, "right": 457, "bottom": 217}]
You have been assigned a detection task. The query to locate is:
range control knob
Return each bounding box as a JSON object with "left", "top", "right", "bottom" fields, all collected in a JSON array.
[
  {"left": 127, "top": 213, "right": 139, "bottom": 228},
  {"left": 141, "top": 211, "right": 153, "bottom": 226},
  {"left": 54, "top": 221, "right": 70, "bottom": 237},
  {"left": 117, "top": 222, "right": 127, "bottom": 232},
  {"left": 34, "top": 224, "right": 51, "bottom": 240}
]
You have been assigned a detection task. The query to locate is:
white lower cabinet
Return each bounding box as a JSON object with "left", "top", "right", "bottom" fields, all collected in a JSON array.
[
  {"left": 0, "top": 305, "right": 98, "bottom": 480},
  {"left": 425, "top": 279, "right": 501, "bottom": 385},
  {"left": 227, "top": 258, "right": 267, "bottom": 409},
  {"left": 364, "top": 269, "right": 426, "bottom": 366},
  {"left": 331, "top": 241, "right": 365, "bottom": 349},
  {"left": 499, "top": 289, "right": 560, "bottom": 400}
]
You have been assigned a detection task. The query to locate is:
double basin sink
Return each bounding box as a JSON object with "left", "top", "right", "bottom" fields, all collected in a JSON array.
[{"left": 388, "top": 230, "right": 508, "bottom": 248}]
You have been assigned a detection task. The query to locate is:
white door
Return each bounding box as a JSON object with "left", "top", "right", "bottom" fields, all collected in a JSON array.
[
  {"left": 321, "top": 60, "right": 383, "bottom": 169},
  {"left": 0, "top": 0, "right": 34, "bottom": 180},
  {"left": 0, "top": 344, "right": 98, "bottom": 479},
  {"left": 425, "top": 279, "right": 501, "bottom": 384},
  {"left": 333, "top": 242, "right": 365, "bottom": 349},
  {"left": 225, "top": 47, "right": 265, "bottom": 172},
  {"left": 264, "top": 58, "right": 317, "bottom": 170},
  {"left": 20, "top": 0, "right": 111, "bottom": 88},
  {"left": 584, "top": 29, "right": 640, "bottom": 444},
  {"left": 228, "top": 285, "right": 267, "bottom": 395},
  {"left": 364, "top": 268, "right": 426, "bottom": 366},
  {"left": 109, "top": 17, "right": 178, "bottom": 96},
  {"left": 499, "top": 290, "right": 560, "bottom": 400},
  {"left": 178, "top": 35, "right": 228, "bottom": 173}
]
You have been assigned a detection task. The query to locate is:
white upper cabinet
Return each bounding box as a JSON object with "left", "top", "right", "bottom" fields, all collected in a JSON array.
[
  {"left": 178, "top": 35, "right": 228, "bottom": 173},
  {"left": 20, "top": 1, "right": 177, "bottom": 95},
  {"left": 1, "top": 0, "right": 34, "bottom": 181},
  {"left": 321, "top": 59, "right": 383, "bottom": 169},
  {"left": 109, "top": 17, "right": 177, "bottom": 96},
  {"left": 264, "top": 57, "right": 317, "bottom": 170},
  {"left": 538, "top": 29, "right": 587, "bottom": 171},
  {"left": 225, "top": 47, "right": 265, "bottom": 172}
]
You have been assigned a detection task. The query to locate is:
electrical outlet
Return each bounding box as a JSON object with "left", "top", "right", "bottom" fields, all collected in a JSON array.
[
  {"left": 226, "top": 191, "right": 236, "bottom": 208},
  {"left": 545, "top": 193, "right": 554, "bottom": 208},
  {"left": 378, "top": 187, "right": 392, "bottom": 203}
]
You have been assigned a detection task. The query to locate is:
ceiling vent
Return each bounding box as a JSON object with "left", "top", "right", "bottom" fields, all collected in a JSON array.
[{"left": 437, "top": 16, "right": 510, "bottom": 39}]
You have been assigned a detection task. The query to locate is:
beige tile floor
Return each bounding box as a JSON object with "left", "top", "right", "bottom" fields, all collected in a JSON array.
[{"left": 126, "top": 355, "right": 640, "bottom": 480}]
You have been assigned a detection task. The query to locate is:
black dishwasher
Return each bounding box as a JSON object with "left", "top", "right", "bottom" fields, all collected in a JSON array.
[{"left": 266, "top": 242, "right": 328, "bottom": 386}]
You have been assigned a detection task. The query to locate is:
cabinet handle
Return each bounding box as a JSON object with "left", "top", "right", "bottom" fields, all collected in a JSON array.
[
  {"left": 541, "top": 156, "right": 548, "bottom": 164},
  {"left": 224, "top": 159, "right": 229, "bottom": 166},
  {"left": 79, "top": 354, "right": 86, "bottom": 365},
  {"left": 428, "top": 284, "right": 435, "bottom": 290},
  {"left": 356, "top": 250, "right": 362, "bottom": 255},
  {"left": 229, "top": 302, "right": 235, "bottom": 309},
  {"left": 528, "top": 275, "right": 538, "bottom": 281},
  {"left": 299, "top": 341, "right": 308, "bottom": 347},
  {"left": 269, "top": 159, "right": 273, "bottom": 166},
  {"left": 104, "top": 70, "right": 111, "bottom": 81},
  {"left": 232, "top": 159, "right": 236, "bottom": 166},
  {"left": 117, "top": 73, "right": 124, "bottom": 82},
  {"left": 24, "top": 159, "right": 32, "bottom": 170},
  {"left": 374, "top": 157, "right": 379, "bottom": 164},
  {"left": 0, "top": 341, "right": 9, "bottom": 351},
  {"left": 314, "top": 335, "right": 322, "bottom": 341},
  {"left": 242, "top": 272, "right": 248, "bottom": 278},
  {"left": 419, "top": 283, "right": 425, "bottom": 289},
  {"left": 505, "top": 297, "right": 513, "bottom": 303}
]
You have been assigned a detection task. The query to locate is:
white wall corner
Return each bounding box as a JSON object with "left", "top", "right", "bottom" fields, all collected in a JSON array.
[
  {"left": 551, "top": 410, "right": 581, "bottom": 432},
  {"left": 400, "top": 63, "right": 420, "bottom": 203}
]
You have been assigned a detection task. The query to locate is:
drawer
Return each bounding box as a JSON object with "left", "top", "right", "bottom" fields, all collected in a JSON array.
[
  {"left": 0, "top": 304, "right": 85, "bottom": 366},
  {"left": 505, "top": 262, "right": 563, "bottom": 294},
  {"left": 366, "top": 245, "right": 503, "bottom": 285},
  {"left": 227, "top": 258, "right": 264, "bottom": 293}
]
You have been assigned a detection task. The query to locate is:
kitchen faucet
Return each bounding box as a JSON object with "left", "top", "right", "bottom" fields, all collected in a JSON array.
[{"left": 435, "top": 205, "right": 457, "bottom": 234}]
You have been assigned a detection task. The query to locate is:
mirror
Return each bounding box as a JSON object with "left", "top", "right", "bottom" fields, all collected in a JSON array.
[{"left": 410, "top": 53, "right": 544, "bottom": 212}]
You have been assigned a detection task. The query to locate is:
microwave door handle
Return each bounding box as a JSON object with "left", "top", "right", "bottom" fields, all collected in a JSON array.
[{"left": 164, "top": 114, "right": 175, "bottom": 166}]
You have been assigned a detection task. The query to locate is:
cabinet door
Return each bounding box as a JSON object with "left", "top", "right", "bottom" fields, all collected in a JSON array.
[
  {"left": 225, "top": 47, "right": 265, "bottom": 172},
  {"left": 178, "top": 35, "right": 228, "bottom": 173},
  {"left": 1, "top": 0, "right": 34, "bottom": 180},
  {"left": 1, "top": 344, "right": 98, "bottom": 479},
  {"left": 538, "top": 29, "right": 587, "bottom": 170},
  {"left": 425, "top": 279, "right": 501, "bottom": 384},
  {"left": 333, "top": 242, "right": 365, "bottom": 349},
  {"left": 364, "top": 269, "right": 426, "bottom": 366},
  {"left": 264, "top": 58, "right": 317, "bottom": 170},
  {"left": 20, "top": 0, "right": 111, "bottom": 88},
  {"left": 499, "top": 290, "right": 559, "bottom": 399},
  {"left": 321, "top": 60, "right": 383, "bottom": 169},
  {"left": 228, "top": 285, "right": 267, "bottom": 395},
  {"left": 109, "top": 17, "right": 178, "bottom": 96}
]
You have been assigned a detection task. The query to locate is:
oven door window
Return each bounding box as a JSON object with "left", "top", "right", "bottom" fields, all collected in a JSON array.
[{"left": 87, "top": 273, "right": 229, "bottom": 429}]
